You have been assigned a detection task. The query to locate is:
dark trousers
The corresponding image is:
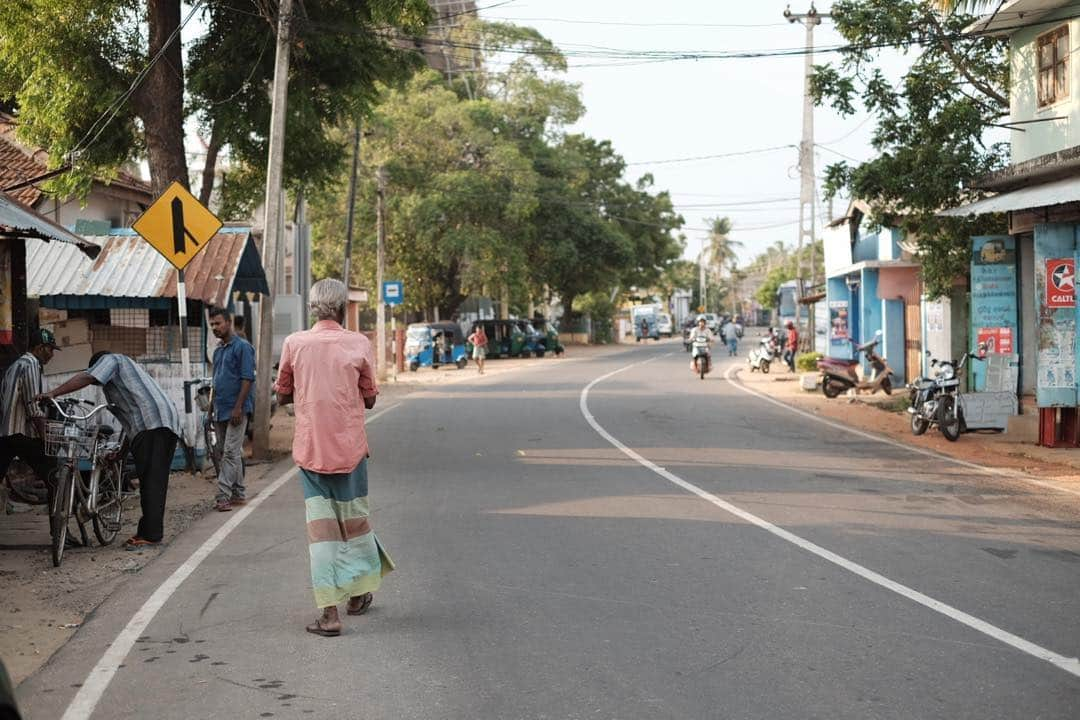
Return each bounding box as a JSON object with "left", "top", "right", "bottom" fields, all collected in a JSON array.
[
  {"left": 130, "top": 428, "right": 178, "bottom": 543},
  {"left": 0, "top": 433, "right": 54, "bottom": 492}
]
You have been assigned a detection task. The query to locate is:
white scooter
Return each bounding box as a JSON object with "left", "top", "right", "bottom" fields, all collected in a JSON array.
[{"left": 747, "top": 335, "right": 776, "bottom": 374}]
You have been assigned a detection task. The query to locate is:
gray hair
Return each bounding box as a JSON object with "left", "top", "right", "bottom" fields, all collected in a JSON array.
[{"left": 309, "top": 278, "right": 348, "bottom": 321}]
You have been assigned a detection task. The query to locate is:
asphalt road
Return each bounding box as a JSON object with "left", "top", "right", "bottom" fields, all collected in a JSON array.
[{"left": 17, "top": 342, "right": 1080, "bottom": 719}]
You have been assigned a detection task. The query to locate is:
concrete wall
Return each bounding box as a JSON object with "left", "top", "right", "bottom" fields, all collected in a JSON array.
[{"left": 1009, "top": 9, "right": 1080, "bottom": 163}]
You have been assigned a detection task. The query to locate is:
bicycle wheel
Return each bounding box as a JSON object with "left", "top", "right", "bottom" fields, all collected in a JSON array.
[
  {"left": 92, "top": 461, "right": 123, "bottom": 545},
  {"left": 51, "top": 466, "right": 73, "bottom": 567}
]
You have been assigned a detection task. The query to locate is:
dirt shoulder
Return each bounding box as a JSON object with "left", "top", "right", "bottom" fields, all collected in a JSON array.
[{"left": 731, "top": 365, "right": 1080, "bottom": 493}]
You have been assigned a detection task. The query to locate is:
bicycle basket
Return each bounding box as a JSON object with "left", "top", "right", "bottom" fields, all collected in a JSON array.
[
  {"left": 195, "top": 385, "right": 212, "bottom": 413},
  {"left": 44, "top": 421, "right": 97, "bottom": 459}
]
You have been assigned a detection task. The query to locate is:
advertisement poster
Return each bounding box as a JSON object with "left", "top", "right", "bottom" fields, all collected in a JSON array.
[
  {"left": 1033, "top": 224, "right": 1078, "bottom": 406},
  {"left": 976, "top": 326, "right": 1014, "bottom": 355},
  {"left": 970, "top": 236, "right": 1018, "bottom": 392},
  {"left": 1045, "top": 258, "right": 1075, "bottom": 308},
  {"left": 0, "top": 241, "right": 12, "bottom": 345},
  {"left": 828, "top": 300, "right": 849, "bottom": 346}
]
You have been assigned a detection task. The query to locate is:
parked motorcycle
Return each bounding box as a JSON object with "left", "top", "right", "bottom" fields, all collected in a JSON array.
[
  {"left": 907, "top": 346, "right": 984, "bottom": 442},
  {"left": 817, "top": 332, "right": 895, "bottom": 398},
  {"left": 747, "top": 335, "right": 776, "bottom": 374}
]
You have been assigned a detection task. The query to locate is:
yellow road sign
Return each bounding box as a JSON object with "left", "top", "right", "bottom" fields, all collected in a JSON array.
[{"left": 132, "top": 181, "right": 223, "bottom": 270}]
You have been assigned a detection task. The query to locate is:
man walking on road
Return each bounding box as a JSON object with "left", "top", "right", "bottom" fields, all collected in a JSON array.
[
  {"left": 40, "top": 352, "right": 181, "bottom": 550},
  {"left": 275, "top": 278, "right": 394, "bottom": 637},
  {"left": 209, "top": 307, "right": 254, "bottom": 512},
  {"left": 467, "top": 324, "right": 487, "bottom": 375},
  {"left": 721, "top": 317, "right": 738, "bottom": 356},
  {"left": 0, "top": 328, "right": 60, "bottom": 506}
]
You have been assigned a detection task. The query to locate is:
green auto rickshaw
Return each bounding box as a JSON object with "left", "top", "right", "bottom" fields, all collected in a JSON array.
[
  {"left": 531, "top": 318, "right": 565, "bottom": 357},
  {"left": 467, "top": 319, "right": 528, "bottom": 359}
]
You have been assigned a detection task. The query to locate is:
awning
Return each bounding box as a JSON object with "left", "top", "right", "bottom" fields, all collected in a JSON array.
[
  {"left": 0, "top": 190, "right": 100, "bottom": 258},
  {"left": 940, "top": 175, "right": 1080, "bottom": 217}
]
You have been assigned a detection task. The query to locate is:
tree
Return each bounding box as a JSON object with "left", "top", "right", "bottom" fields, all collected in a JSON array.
[
  {"left": 0, "top": 0, "right": 430, "bottom": 202},
  {"left": 812, "top": 0, "right": 1009, "bottom": 298}
]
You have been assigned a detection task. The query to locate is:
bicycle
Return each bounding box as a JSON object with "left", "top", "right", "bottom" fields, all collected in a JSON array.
[{"left": 42, "top": 398, "right": 126, "bottom": 567}]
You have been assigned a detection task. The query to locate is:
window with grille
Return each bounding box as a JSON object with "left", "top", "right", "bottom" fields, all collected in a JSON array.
[{"left": 1037, "top": 25, "right": 1070, "bottom": 107}]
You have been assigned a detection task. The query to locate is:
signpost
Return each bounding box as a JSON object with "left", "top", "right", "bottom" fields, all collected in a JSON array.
[
  {"left": 383, "top": 281, "right": 403, "bottom": 382},
  {"left": 132, "top": 181, "right": 223, "bottom": 455}
]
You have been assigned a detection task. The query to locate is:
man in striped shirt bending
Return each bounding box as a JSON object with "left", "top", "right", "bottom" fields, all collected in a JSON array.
[{"left": 42, "top": 352, "right": 181, "bottom": 550}]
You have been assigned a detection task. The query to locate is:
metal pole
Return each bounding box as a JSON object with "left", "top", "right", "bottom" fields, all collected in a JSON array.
[
  {"left": 390, "top": 312, "right": 397, "bottom": 383},
  {"left": 699, "top": 240, "right": 707, "bottom": 312},
  {"left": 342, "top": 120, "right": 361, "bottom": 285},
  {"left": 375, "top": 166, "right": 387, "bottom": 382},
  {"left": 177, "top": 269, "right": 193, "bottom": 446},
  {"left": 253, "top": 0, "right": 293, "bottom": 460}
]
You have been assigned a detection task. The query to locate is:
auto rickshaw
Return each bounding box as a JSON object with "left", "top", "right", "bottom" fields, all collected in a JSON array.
[
  {"left": 531, "top": 318, "right": 565, "bottom": 356},
  {"left": 514, "top": 319, "right": 546, "bottom": 357},
  {"left": 467, "top": 319, "right": 528, "bottom": 358},
  {"left": 405, "top": 321, "right": 468, "bottom": 371}
]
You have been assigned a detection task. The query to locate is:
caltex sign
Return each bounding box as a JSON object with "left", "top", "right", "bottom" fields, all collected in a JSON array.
[{"left": 1046, "top": 258, "right": 1075, "bottom": 308}]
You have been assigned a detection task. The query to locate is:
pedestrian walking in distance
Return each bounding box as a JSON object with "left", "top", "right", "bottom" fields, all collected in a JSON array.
[
  {"left": 40, "top": 352, "right": 181, "bottom": 550},
  {"left": 0, "top": 328, "right": 61, "bottom": 509},
  {"left": 275, "top": 278, "right": 394, "bottom": 637},
  {"left": 784, "top": 320, "right": 798, "bottom": 373},
  {"left": 468, "top": 324, "right": 487, "bottom": 374},
  {"left": 209, "top": 307, "right": 255, "bottom": 512},
  {"left": 721, "top": 318, "right": 739, "bottom": 357}
]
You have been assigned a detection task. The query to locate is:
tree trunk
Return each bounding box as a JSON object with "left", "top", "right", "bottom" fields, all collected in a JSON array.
[
  {"left": 198, "top": 120, "right": 223, "bottom": 206},
  {"left": 135, "top": 0, "right": 189, "bottom": 194}
]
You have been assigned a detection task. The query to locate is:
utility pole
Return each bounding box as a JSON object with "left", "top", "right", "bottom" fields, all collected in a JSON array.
[
  {"left": 253, "top": 0, "right": 293, "bottom": 460},
  {"left": 341, "top": 120, "right": 361, "bottom": 285},
  {"left": 785, "top": 3, "right": 827, "bottom": 350},
  {"left": 375, "top": 166, "right": 388, "bottom": 382},
  {"left": 699, "top": 239, "right": 707, "bottom": 312}
]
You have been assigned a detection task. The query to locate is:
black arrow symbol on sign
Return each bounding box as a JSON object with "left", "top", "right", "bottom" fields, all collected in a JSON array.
[{"left": 170, "top": 197, "right": 200, "bottom": 254}]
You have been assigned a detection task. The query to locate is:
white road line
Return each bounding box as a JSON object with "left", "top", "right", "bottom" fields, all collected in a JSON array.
[
  {"left": 61, "top": 403, "right": 402, "bottom": 720},
  {"left": 580, "top": 359, "right": 1080, "bottom": 678},
  {"left": 723, "top": 365, "right": 1080, "bottom": 500}
]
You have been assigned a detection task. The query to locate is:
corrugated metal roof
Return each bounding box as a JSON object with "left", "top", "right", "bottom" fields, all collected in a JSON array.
[
  {"left": 0, "top": 191, "right": 100, "bottom": 256},
  {"left": 939, "top": 175, "right": 1080, "bottom": 217},
  {"left": 27, "top": 228, "right": 266, "bottom": 308}
]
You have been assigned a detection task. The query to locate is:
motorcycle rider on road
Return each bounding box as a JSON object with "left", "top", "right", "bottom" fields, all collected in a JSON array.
[{"left": 688, "top": 317, "right": 714, "bottom": 373}]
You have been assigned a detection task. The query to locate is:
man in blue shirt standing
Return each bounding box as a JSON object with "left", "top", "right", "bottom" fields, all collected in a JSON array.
[{"left": 209, "top": 308, "right": 255, "bottom": 511}]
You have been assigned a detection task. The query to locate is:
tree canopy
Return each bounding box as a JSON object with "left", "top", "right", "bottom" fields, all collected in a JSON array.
[{"left": 812, "top": 0, "right": 1009, "bottom": 298}]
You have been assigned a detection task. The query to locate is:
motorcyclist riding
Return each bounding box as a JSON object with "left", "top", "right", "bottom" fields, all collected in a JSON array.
[{"left": 688, "top": 317, "right": 713, "bottom": 373}]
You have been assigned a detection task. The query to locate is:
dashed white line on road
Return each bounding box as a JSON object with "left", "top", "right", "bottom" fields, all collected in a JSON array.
[
  {"left": 60, "top": 403, "right": 402, "bottom": 720},
  {"left": 581, "top": 358, "right": 1080, "bottom": 679}
]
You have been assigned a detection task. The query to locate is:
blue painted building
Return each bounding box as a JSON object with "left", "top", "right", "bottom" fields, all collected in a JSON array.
[{"left": 822, "top": 202, "right": 921, "bottom": 385}]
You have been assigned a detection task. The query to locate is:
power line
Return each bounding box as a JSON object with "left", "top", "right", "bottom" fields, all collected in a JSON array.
[
  {"left": 626, "top": 144, "right": 795, "bottom": 166},
  {"left": 484, "top": 16, "right": 791, "bottom": 29}
]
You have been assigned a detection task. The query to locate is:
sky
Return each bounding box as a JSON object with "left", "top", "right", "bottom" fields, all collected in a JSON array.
[{"left": 479, "top": 0, "right": 892, "bottom": 265}]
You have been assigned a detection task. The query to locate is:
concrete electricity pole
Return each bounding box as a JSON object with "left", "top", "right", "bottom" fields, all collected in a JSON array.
[
  {"left": 785, "top": 3, "right": 828, "bottom": 349},
  {"left": 375, "top": 166, "right": 388, "bottom": 382},
  {"left": 253, "top": 0, "right": 293, "bottom": 459},
  {"left": 341, "top": 121, "right": 361, "bottom": 285},
  {"left": 699, "top": 240, "right": 707, "bottom": 313}
]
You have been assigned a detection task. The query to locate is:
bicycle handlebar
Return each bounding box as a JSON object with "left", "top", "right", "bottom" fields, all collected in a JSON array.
[{"left": 41, "top": 397, "right": 111, "bottom": 421}]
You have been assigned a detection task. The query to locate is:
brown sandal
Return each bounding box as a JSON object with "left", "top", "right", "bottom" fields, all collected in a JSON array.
[
  {"left": 305, "top": 618, "right": 341, "bottom": 637},
  {"left": 347, "top": 592, "right": 373, "bottom": 616}
]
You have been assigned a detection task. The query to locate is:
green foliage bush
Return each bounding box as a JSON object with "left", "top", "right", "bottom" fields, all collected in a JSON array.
[{"left": 796, "top": 352, "right": 822, "bottom": 372}]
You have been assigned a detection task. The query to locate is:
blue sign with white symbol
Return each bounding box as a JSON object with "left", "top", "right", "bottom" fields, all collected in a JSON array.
[{"left": 383, "top": 280, "right": 403, "bottom": 306}]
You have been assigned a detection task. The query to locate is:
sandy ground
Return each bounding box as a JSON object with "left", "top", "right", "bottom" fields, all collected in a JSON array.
[
  {"left": 733, "top": 361, "right": 1080, "bottom": 490},
  {"left": 0, "top": 343, "right": 613, "bottom": 685}
]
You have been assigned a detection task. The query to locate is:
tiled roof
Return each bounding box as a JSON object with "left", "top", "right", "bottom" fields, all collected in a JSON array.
[{"left": 0, "top": 132, "right": 47, "bottom": 207}]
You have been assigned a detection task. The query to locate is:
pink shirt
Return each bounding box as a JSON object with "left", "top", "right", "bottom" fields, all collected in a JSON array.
[{"left": 274, "top": 320, "right": 379, "bottom": 474}]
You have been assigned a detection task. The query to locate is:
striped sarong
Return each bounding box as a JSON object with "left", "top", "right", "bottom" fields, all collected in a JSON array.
[{"left": 301, "top": 459, "right": 394, "bottom": 608}]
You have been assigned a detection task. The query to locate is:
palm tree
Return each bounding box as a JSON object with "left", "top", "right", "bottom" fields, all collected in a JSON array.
[{"left": 705, "top": 216, "right": 742, "bottom": 276}]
